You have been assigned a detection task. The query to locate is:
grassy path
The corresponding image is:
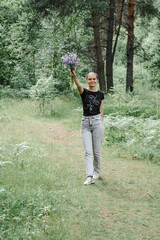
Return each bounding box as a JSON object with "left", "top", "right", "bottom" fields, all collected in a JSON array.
[{"left": 0, "top": 98, "right": 160, "bottom": 240}]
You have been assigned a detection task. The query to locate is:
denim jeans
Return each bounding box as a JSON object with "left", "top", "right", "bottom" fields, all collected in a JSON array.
[{"left": 81, "top": 114, "right": 105, "bottom": 177}]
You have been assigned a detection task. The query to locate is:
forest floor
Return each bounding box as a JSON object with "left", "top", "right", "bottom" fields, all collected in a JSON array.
[{"left": 0, "top": 98, "right": 160, "bottom": 240}]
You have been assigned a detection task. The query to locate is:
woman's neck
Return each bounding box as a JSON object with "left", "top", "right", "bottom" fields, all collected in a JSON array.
[{"left": 88, "top": 87, "right": 97, "bottom": 92}]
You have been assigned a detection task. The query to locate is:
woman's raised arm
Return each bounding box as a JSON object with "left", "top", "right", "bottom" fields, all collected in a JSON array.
[{"left": 70, "top": 71, "right": 84, "bottom": 94}]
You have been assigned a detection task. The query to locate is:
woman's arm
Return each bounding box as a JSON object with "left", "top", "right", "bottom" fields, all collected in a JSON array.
[
  {"left": 70, "top": 71, "right": 84, "bottom": 94},
  {"left": 100, "top": 100, "right": 104, "bottom": 120}
]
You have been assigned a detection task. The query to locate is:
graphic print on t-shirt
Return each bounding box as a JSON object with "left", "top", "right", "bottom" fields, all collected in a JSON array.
[{"left": 85, "top": 95, "right": 100, "bottom": 114}]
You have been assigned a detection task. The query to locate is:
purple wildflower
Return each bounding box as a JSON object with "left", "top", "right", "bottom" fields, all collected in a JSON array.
[{"left": 61, "top": 52, "right": 80, "bottom": 71}]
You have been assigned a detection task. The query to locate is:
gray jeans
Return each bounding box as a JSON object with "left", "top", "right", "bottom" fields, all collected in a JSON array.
[{"left": 81, "top": 114, "right": 105, "bottom": 177}]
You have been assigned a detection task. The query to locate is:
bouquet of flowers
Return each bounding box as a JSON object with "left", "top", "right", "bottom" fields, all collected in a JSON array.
[{"left": 61, "top": 52, "right": 80, "bottom": 88}]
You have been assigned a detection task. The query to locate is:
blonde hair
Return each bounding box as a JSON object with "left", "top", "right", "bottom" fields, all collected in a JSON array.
[{"left": 86, "top": 72, "right": 98, "bottom": 80}]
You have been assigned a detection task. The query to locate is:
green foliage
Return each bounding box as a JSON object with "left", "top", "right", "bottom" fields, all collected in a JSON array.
[
  {"left": 0, "top": 0, "right": 93, "bottom": 91},
  {"left": 151, "top": 67, "right": 160, "bottom": 88},
  {"left": 134, "top": 17, "right": 160, "bottom": 88},
  {"left": 34, "top": 15, "right": 92, "bottom": 84},
  {"left": 137, "top": 0, "right": 158, "bottom": 18},
  {"left": 30, "top": 75, "right": 60, "bottom": 116},
  {"left": 0, "top": 0, "right": 41, "bottom": 88},
  {"left": 103, "top": 89, "right": 160, "bottom": 162},
  {"left": 104, "top": 115, "right": 160, "bottom": 162},
  {"left": 0, "top": 86, "right": 31, "bottom": 99},
  {"left": 0, "top": 0, "right": 159, "bottom": 93},
  {"left": 0, "top": 1, "right": 15, "bottom": 86}
]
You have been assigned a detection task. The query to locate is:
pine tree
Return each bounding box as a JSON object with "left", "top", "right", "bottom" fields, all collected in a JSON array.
[{"left": 126, "top": 0, "right": 136, "bottom": 92}]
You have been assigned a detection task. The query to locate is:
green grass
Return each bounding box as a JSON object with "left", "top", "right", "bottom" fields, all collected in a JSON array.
[{"left": 0, "top": 97, "right": 160, "bottom": 239}]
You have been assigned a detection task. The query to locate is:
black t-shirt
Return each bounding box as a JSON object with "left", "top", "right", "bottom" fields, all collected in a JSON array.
[{"left": 80, "top": 88, "right": 104, "bottom": 116}]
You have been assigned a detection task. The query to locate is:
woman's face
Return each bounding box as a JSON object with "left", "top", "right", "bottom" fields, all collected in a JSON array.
[{"left": 86, "top": 73, "right": 97, "bottom": 88}]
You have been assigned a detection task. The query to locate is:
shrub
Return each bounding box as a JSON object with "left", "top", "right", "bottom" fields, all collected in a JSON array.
[{"left": 104, "top": 115, "right": 160, "bottom": 163}]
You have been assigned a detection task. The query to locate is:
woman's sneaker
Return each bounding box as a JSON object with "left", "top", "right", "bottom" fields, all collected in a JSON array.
[
  {"left": 84, "top": 177, "right": 95, "bottom": 185},
  {"left": 93, "top": 171, "right": 99, "bottom": 180}
]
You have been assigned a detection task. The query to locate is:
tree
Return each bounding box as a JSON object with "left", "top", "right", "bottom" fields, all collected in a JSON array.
[
  {"left": 28, "top": 0, "right": 108, "bottom": 91},
  {"left": 125, "top": 0, "right": 158, "bottom": 92},
  {"left": 102, "top": 0, "right": 124, "bottom": 92},
  {"left": 91, "top": 6, "right": 106, "bottom": 92},
  {"left": 0, "top": 0, "right": 18, "bottom": 86},
  {"left": 0, "top": 0, "right": 42, "bottom": 88},
  {"left": 106, "top": 0, "right": 115, "bottom": 92},
  {"left": 85, "top": 0, "right": 124, "bottom": 92},
  {"left": 126, "top": 0, "right": 136, "bottom": 92}
]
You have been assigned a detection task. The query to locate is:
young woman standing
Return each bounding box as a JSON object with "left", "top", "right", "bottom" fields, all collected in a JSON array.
[{"left": 70, "top": 71, "right": 105, "bottom": 185}]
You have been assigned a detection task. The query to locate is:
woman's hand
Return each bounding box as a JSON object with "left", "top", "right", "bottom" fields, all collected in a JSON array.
[{"left": 70, "top": 70, "right": 76, "bottom": 78}]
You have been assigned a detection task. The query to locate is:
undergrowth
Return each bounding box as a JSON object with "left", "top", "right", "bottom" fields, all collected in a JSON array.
[{"left": 102, "top": 87, "right": 160, "bottom": 163}]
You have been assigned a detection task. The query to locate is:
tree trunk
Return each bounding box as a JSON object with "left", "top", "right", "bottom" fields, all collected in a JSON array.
[
  {"left": 106, "top": 0, "right": 115, "bottom": 92},
  {"left": 112, "top": 0, "right": 125, "bottom": 63},
  {"left": 91, "top": 8, "right": 106, "bottom": 92},
  {"left": 126, "top": 0, "right": 136, "bottom": 92}
]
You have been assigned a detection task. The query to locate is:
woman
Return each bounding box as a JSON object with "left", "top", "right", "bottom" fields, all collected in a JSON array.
[{"left": 70, "top": 71, "right": 105, "bottom": 185}]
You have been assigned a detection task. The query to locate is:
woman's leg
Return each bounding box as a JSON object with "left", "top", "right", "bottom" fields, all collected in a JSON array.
[
  {"left": 81, "top": 128, "right": 93, "bottom": 177},
  {"left": 92, "top": 121, "right": 104, "bottom": 173}
]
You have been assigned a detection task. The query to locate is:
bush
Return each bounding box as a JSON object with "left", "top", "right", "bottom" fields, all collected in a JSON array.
[
  {"left": 0, "top": 86, "right": 31, "bottom": 99},
  {"left": 104, "top": 115, "right": 160, "bottom": 163}
]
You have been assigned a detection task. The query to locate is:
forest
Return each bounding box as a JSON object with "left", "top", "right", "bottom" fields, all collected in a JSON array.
[
  {"left": 0, "top": 0, "right": 160, "bottom": 93},
  {"left": 0, "top": 0, "right": 160, "bottom": 239}
]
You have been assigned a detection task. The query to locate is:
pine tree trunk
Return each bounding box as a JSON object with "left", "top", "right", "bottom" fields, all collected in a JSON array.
[
  {"left": 126, "top": 0, "right": 136, "bottom": 92},
  {"left": 106, "top": 0, "right": 115, "bottom": 92},
  {"left": 91, "top": 9, "right": 106, "bottom": 92}
]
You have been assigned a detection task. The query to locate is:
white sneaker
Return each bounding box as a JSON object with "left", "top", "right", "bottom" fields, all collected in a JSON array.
[
  {"left": 84, "top": 177, "right": 95, "bottom": 185},
  {"left": 93, "top": 171, "right": 99, "bottom": 180}
]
